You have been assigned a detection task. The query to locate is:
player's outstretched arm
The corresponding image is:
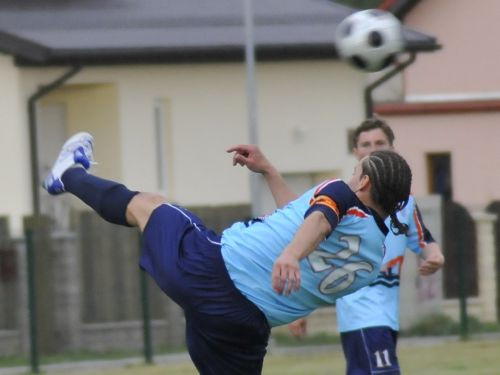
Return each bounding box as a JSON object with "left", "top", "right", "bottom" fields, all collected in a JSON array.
[
  {"left": 419, "top": 242, "right": 445, "bottom": 275},
  {"left": 227, "top": 144, "right": 298, "bottom": 207},
  {"left": 272, "top": 211, "right": 331, "bottom": 295}
]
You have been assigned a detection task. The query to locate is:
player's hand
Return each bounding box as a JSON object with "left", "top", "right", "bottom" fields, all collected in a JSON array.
[
  {"left": 419, "top": 252, "right": 445, "bottom": 275},
  {"left": 227, "top": 144, "right": 274, "bottom": 175},
  {"left": 289, "top": 318, "right": 307, "bottom": 339},
  {"left": 272, "top": 252, "right": 301, "bottom": 295}
]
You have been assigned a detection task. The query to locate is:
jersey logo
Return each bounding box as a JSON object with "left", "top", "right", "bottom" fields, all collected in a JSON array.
[
  {"left": 306, "top": 235, "right": 374, "bottom": 294},
  {"left": 346, "top": 207, "right": 368, "bottom": 218}
]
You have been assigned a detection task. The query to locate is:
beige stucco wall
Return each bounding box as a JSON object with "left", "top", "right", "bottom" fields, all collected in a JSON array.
[
  {"left": 111, "top": 61, "right": 365, "bottom": 206},
  {"left": 0, "top": 55, "right": 31, "bottom": 236},
  {"left": 40, "top": 84, "right": 121, "bottom": 182},
  {"left": 4, "top": 59, "right": 365, "bottom": 232}
]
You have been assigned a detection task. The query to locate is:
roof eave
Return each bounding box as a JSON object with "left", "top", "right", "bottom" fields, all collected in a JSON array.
[
  {"left": 0, "top": 30, "right": 50, "bottom": 62},
  {"left": 13, "top": 40, "right": 439, "bottom": 67}
]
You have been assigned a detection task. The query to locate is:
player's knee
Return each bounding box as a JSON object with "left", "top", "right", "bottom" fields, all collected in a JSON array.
[{"left": 126, "top": 192, "right": 166, "bottom": 231}]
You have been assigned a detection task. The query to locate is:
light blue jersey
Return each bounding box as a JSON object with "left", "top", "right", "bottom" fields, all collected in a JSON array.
[
  {"left": 336, "top": 196, "right": 433, "bottom": 332},
  {"left": 221, "top": 179, "right": 388, "bottom": 327}
]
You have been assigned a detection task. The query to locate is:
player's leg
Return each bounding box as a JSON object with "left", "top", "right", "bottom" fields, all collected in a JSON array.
[
  {"left": 184, "top": 310, "right": 269, "bottom": 375},
  {"left": 43, "top": 132, "right": 163, "bottom": 231},
  {"left": 125, "top": 192, "right": 166, "bottom": 231},
  {"left": 341, "top": 326, "right": 400, "bottom": 375},
  {"left": 341, "top": 329, "right": 368, "bottom": 375}
]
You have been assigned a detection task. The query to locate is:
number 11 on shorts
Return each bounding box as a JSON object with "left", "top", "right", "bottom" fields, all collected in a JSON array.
[{"left": 374, "top": 349, "right": 392, "bottom": 368}]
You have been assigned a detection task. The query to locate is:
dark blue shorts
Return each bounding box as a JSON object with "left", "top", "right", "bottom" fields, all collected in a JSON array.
[
  {"left": 139, "top": 204, "right": 270, "bottom": 375},
  {"left": 341, "top": 326, "right": 400, "bottom": 375}
]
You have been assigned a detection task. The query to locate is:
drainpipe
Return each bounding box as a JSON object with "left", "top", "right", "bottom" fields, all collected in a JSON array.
[
  {"left": 28, "top": 65, "right": 82, "bottom": 216},
  {"left": 364, "top": 52, "right": 416, "bottom": 118}
]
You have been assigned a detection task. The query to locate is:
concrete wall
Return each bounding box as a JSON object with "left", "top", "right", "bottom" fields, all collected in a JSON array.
[
  {"left": 2, "top": 217, "right": 185, "bottom": 355},
  {"left": 399, "top": 195, "right": 444, "bottom": 329}
]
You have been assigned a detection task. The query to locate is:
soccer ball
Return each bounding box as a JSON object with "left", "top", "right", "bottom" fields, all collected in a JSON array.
[{"left": 334, "top": 9, "right": 405, "bottom": 72}]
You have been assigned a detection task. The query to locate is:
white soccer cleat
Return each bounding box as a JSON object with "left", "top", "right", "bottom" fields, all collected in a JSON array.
[{"left": 42, "top": 132, "right": 95, "bottom": 195}]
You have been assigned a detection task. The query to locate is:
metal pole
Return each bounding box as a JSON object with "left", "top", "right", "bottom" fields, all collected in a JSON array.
[
  {"left": 243, "top": 0, "right": 262, "bottom": 216},
  {"left": 456, "top": 209, "right": 468, "bottom": 340},
  {"left": 364, "top": 52, "right": 416, "bottom": 117},
  {"left": 244, "top": 0, "right": 258, "bottom": 145},
  {"left": 25, "top": 229, "right": 39, "bottom": 373},
  {"left": 139, "top": 234, "right": 153, "bottom": 363},
  {"left": 25, "top": 65, "right": 80, "bottom": 374}
]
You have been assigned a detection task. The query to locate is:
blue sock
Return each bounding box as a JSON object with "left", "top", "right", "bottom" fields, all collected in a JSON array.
[{"left": 61, "top": 167, "right": 139, "bottom": 226}]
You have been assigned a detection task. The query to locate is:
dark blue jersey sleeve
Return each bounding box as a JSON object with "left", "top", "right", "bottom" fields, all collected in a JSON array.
[{"left": 304, "top": 179, "right": 357, "bottom": 235}]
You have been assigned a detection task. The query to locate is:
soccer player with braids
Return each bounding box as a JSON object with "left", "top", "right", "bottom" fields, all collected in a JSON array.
[
  {"left": 360, "top": 151, "right": 411, "bottom": 236},
  {"left": 44, "top": 131, "right": 413, "bottom": 375},
  {"left": 236, "top": 117, "right": 444, "bottom": 375}
]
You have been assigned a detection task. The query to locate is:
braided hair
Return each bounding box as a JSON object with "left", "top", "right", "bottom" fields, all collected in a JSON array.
[{"left": 361, "top": 150, "right": 412, "bottom": 235}]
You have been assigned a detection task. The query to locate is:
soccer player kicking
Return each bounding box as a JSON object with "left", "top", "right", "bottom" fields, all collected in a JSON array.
[
  {"left": 232, "top": 117, "right": 444, "bottom": 375},
  {"left": 44, "top": 131, "right": 413, "bottom": 375}
]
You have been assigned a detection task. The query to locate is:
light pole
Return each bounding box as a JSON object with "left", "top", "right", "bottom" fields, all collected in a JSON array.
[{"left": 243, "top": 0, "right": 262, "bottom": 216}]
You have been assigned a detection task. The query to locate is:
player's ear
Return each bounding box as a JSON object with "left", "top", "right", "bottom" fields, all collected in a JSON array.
[{"left": 358, "top": 174, "right": 371, "bottom": 191}]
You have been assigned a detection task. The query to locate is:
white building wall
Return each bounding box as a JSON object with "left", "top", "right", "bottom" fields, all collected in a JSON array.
[
  {"left": 0, "top": 55, "right": 31, "bottom": 236},
  {"left": 16, "top": 60, "right": 365, "bottom": 213}
]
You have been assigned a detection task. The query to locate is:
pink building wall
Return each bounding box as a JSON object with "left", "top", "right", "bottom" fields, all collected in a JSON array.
[
  {"left": 405, "top": 0, "right": 500, "bottom": 94},
  {"left": 384, "top": 112, "right": 500, "bottom": 211},
  {"left": 376, "top": 0, "right": 500, "bottom": 211}
]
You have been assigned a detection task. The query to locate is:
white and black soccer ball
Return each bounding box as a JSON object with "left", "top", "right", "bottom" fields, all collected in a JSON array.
[{"left": 335, "top": 9, "right": 405, "bottom": 72}]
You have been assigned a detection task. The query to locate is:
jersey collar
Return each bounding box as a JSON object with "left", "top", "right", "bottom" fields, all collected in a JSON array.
[{"left": 368, "top": 208, "right": 389, "bottom": 236}]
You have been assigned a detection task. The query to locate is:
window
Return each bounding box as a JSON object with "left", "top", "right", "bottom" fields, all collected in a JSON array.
[
  {"left": 427, "top": 153, "right": 452, "bottom": 201},
  {"left": 153, "top": 99, "right": 172, "bottom": 197}
]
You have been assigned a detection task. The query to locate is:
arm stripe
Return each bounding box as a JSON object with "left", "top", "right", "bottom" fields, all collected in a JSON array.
[
  {"left": 413, "top": 208, "right": 427, "bottom": 248},
  {"left": 386, "top": 255, "right": 404, "bottom": 269},
  {"left": 309, "top": 195, "right": 340, "bottom": 218}
]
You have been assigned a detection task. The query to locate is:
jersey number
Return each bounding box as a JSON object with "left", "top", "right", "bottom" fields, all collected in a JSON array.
[{"left": 307, "top": 235, "right": 373, "bottom": 294}]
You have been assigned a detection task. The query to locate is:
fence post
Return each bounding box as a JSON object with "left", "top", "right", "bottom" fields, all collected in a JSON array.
[
  {"left": 456, "top": 210, "right": 468, "bottom": 340},
  {"left": 472, "top": 212, "right": 498, "bottom": 322},
  {"left": 139, "top": 233, "right": 153, "bottom": 364},
  {"left": 25, "top": 229, "right": 39, "bottom": 373}
]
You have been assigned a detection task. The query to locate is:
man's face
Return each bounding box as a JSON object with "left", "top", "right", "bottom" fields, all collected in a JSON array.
[{"left": 353, "top": 128, "right": 393, "bottom": 160}]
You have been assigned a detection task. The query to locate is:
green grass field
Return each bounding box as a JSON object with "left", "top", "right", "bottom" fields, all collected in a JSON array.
[{"left": 58, "top": 339, "right": 500, "bottom": 375}]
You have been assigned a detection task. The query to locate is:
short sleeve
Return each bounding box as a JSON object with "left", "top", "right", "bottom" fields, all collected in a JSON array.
[{"left": 305, "top": 179, "right": 356, "bottom": 234}]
